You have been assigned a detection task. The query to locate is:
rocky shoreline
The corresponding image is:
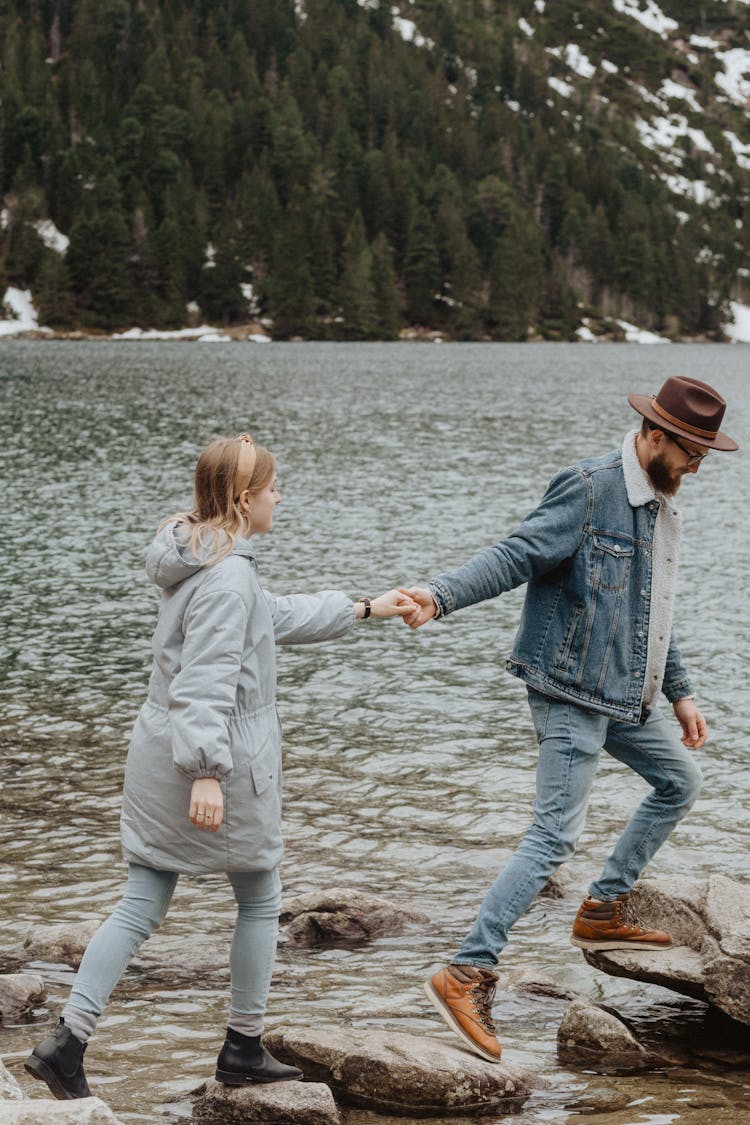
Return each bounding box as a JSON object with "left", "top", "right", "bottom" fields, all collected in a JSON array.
[{"left": 2, "top": 878, "right": 750, "bottom": 1122}]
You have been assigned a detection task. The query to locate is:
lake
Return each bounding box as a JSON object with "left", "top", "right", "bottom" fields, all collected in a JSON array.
[{"left": 0, "top": 341, "right": 748, "bottom": 1123}]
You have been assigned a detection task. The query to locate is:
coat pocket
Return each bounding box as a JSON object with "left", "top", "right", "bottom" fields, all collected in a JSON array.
[{"left": 249, "top": 738, "right": 278, "bottom": 796}]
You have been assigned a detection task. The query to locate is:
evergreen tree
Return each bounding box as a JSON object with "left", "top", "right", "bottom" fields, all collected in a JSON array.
[
  {"left": 338, "top": 211, "right": 376, "bottom": 338},
  {"left": 371, "top": 230, "right": 402, "bottom": 339},
  {"left": 403, "top": 205, "right": 440, "bottom": 324}
]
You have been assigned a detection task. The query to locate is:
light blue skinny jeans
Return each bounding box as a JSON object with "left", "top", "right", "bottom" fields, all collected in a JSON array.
[
  {"left": 454, "top": 689, "right": 702, "bottom": 967},
  {"left": 62, "top": 863, "right": 281, "bottom": 1042}
]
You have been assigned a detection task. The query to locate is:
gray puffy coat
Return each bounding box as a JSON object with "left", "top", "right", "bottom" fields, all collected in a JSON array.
[{"left": 120, "top": 522, "right": 354, "bottom": 874}]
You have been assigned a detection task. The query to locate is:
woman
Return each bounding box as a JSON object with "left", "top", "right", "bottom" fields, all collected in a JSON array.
[{"left": 26, "top": 433, "right": 415, "bottom": 1100}]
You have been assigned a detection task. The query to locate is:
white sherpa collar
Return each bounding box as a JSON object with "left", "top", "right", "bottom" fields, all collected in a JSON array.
[{"left": 622, "top": 428, "right": 656, "bottom": 508}]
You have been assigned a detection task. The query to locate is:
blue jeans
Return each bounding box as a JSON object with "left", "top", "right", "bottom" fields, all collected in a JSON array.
[
  {"left": 63, "top": 863, "right": 281, "bottom": 1040},
  {"left": 454, "top": 689, "right": 702, "bottom": 967}
]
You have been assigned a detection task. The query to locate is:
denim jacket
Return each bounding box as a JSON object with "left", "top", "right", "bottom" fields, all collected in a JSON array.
[{"left": 429, "top": 445, "right": 693, "bottom": 725}]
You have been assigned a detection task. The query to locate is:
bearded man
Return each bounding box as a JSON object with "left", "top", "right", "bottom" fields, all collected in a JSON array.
[{"left": 402, "top": 376, "right": 738, "bottom": 1064}]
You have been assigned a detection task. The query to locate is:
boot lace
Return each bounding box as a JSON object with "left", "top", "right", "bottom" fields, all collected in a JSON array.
[
  {"left": 469, "top": 973, "right": 497, "bottom": 1032},
  {"left": 617, "top": 896, "right": 646, "bottom": 934}
]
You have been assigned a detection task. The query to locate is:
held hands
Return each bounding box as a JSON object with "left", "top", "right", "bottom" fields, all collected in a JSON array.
[
  {"left": 356, "top": 589, "right": 420, "bottom": 619},
  {"left": 398, "top": 586, "right": 437, "bottom": 629},
  {"left": 189, "top": 777, "right": 224, "bottom": 832},
  {"left": 673, "top": 698, "right": 708, "bottom": 749}
]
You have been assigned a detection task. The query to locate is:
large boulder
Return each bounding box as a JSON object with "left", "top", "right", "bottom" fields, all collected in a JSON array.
[
  {"left": 23, "top": 922, "right": 101, "bottom": 969},
  {"left": 0, "top": 1099, "right": 123, "bottom": 1124},
  {"left": 0, "top": 975, "right": 46, "bottom": 1024},
  {"left": 192, "top": 1079, "right": 340, "bottom": 1124},
  {"left": 581, "top": 877, "right": 750, "bottom": 1024},
  {"left": 557, "top": 998, "right": 673, "bottom": 1072},
  {"left": 263, "top": 1026, "right": 531, "bottom": 1115},
  {"left": 0, "top": 1059, "right": 24, "bottom": 1101},
  {"left": 279, "top": 888, "right": 429, "bottom": 947}
]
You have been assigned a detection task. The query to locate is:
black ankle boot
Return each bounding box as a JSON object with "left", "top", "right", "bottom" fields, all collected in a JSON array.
[
  {"left": 215, "top": 1027, "right": 303, "bottom": 1085},
  {"left": 24, "top": 1018, "right": 91, "bottom": 1100}
]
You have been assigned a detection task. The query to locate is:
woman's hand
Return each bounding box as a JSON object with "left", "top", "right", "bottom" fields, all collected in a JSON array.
[
  {"left": 357, "top": 589, "right": 418, "bottom": 619},
  {"left": 189, "top": 777, "right": 224, "bottom": 832}
]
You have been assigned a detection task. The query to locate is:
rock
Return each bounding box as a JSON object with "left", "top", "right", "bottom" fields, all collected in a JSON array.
[
  {"left": 0, "top": 1099, "right": 123, "bottom": 1123},
  {"left": 0, "top": 1059, "right": 24, "bottom": 1101},
  {"left": 263, "top": 1026, "right": 531, "bottom": 1115},
  {"left": 496, "top": 967, "right": 579, "bottom": 1002},
  {"left": 563, "top": 1084, "right": 632, "bottom": 1113},
  {"left": 538, "top": 868, "right": 575, "bottom": 899},
  {"left": 279, "top": 888, "right": 429, "bottom": 947},
  {"left": 557, "top": 999, "right": 672, "bottom": 1072},
  {"left": 22, "top": 922, "right": 100, "bottom": 969},
  {"left": 0, "top": 975, "right": 46, "bottom": 1024},
  {"left": 192, "top": 1079, "right": 340, "bottom": 1124},
  {"left": 581, "top": 876, "right": 750, "bottom": 1024}
]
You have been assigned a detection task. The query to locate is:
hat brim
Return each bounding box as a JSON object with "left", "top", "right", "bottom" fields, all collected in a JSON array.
[{"left": 628, "top": 394, "right": 739, "bottom": 451}]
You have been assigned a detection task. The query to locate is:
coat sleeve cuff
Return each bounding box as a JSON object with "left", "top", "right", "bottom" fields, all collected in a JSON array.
[{"left": 428, "top": 580, "right": 453, "bottom": 617}]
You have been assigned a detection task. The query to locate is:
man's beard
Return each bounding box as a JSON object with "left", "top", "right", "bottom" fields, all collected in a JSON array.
[{"left": 647, "top": 451, "right": 682, "bottom": 496}]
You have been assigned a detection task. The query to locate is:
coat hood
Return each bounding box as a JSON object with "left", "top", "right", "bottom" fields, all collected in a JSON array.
[{"left": 145, "top": 520, "right": 256, "bottom": 590}]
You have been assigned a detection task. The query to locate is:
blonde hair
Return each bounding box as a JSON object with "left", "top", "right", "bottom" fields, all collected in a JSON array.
[{"left": 168, "top": 435, "right": 276, "bottom": 566}]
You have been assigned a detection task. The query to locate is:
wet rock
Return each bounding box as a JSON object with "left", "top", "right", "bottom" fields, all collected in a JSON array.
[
  {"left": 0, "top": 1058, "right": 24, "bottom": 1101},
  {"left": 538, "top": 868, "right": 575, "bottom": 899},
  {"left": 557, "top": 999, "right": 672, "bottom": 1072},
  {"left": 563, "top": 1084, "right": 631, "bottom": 1113},
  {"left": 279, "top": 888, "right": 430, "bottom": 947},
  {"left": 581, "top": 876, "right": 750, "bottom": 1024},
  {"left": 192, "top": 1079, "right": 340, "bottom": 1124},
  {"left": 496, "top": 967, "right": 579, "bottom": 1002},
  {"left": 263, "top": 1026, "right": 531, "bottom": 1115},
  {"left": 0, "top": 1098, "right": 123, "bottom": 1123},
  {"left": 0, "top": 975, "right": 46, "bottom": 1024},
  {"left": 23, "top": 922, "right": 100, "bottom": 969}
]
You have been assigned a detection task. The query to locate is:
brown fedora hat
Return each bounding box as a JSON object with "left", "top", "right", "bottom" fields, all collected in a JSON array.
[{"left": 628, "top": 376, "right": 738, "bottom": 451}]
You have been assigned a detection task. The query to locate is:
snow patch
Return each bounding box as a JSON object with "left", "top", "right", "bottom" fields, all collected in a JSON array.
[
  {"left": 723, "top": 130, "right": 750, "bottom": 170},
  {"left": 34, "top": 219, "right": 70, "bottom": 255},
  {"left": 617, "top": 319, "right": 671, "bottom": 343},
  {"left": 601, "top": 59, "right": 619, "bottom": 74},
  {"left": 660, "top": 78, "right": 701, "bottom": 113},
  {"left": 392, "top": 13, "right": 433, "bottom": 49},
  {"left": 690, "top": 35, "right": 718, "bottom": 50},
  {"left": 612, "top": 0, "right": 677, "bottom": 38},
  {"left": 548, "top": 76, "right": 575, "bottom": 98},
  {"left": 635, "top": 115, "right": 714, "bottom": 160},
  {"left": 577, "top": 322, "right": 598, "bottom": 342},
  {"left": 111, "top": 325, "right": 228, "bottom": 341},
  {"left": 662, "top": 174, "right": 713, "bottom": 204},
  {"left": 0, "top": 287, "right": 50, "bottom": 336},
  {"left": 724, "top": 301, "right": 750, "bottom": 342},
  {"left": 518, "top": 17, "right": 534, "bottom": 37},
  {"left": 548, "top": 43, "right": 596, "bottom": 79},
  {"left": 715, "top": 48, "right": 750, "bottom": 106}
]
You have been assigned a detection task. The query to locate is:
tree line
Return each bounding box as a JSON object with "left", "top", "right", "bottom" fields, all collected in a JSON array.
[{"left": 1, "top": 0, "right": 748, "bottom": 338}]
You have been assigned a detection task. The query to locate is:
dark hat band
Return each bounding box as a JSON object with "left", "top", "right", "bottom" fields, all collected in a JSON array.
[{"left": 650, "top": 397, "right": 718, "bottom": 440}]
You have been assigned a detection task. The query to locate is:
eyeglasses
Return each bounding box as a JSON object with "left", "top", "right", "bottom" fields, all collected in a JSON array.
[{"left": 665, "top": 433, "right": 708, "bottom": 466}]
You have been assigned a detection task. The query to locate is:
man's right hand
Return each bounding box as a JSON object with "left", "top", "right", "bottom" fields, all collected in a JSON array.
[{"left": 398, "top": 587, "right": 437, "bottom": 629}]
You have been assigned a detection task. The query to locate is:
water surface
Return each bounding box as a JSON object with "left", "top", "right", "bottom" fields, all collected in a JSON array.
[{"left": 0, "top": 341, "right": 748, "bottom": 1122}]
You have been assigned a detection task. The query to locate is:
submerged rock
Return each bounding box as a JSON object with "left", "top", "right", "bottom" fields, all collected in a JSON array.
[
  {"left": 0, "top": 974, "right": 46, "bottom": 1024},
  {"left": 23, "top": 922, "right": 100, "bottom": 969},
  {"left": 263, "top": 1026, "right": 531, "bottom": 1115},
  {"left": 279, "top": 888, "right": 429, "bottom": 947},
  {"left": 192, "top": 1079, "right": 340, "bottom": 1124},
  {"left": 0, "top": 1058, "right": 24, "bottom": 1101},
  {"left": 0, "top": 1098, "right": 124, "bottom": 1123},
  {"left": 581, "top": 876, "right": 750, "bottom": 1024},
  {"left": 557, "top": 998, "right": 673, "bottom": 1072}
]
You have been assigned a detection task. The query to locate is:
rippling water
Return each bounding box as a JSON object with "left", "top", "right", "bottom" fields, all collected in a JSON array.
[{"left": 0, "top": 341, "right": 748, "bottom": 1123}]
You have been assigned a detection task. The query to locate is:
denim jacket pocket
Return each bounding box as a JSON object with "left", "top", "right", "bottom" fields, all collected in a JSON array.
[{"left": 590, "top": 533, "right": 634, "bottom": 592}]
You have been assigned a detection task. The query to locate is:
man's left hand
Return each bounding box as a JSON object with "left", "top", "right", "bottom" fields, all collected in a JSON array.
[{"left": 672, "top": 698, "right": 708, "bottom": 749}]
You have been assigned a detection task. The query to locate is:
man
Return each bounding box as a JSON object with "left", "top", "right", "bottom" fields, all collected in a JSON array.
[{"left": 402, "top": 376, "right": 738, "bottom": 1064}]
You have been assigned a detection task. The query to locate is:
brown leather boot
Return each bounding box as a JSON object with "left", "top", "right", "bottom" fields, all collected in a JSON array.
[
  {"left": 424, "top": 964, "right": 502, "bottom": 1063},
  {"left": 571, "top": 893, "right": 673, "bottom": 951}
]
